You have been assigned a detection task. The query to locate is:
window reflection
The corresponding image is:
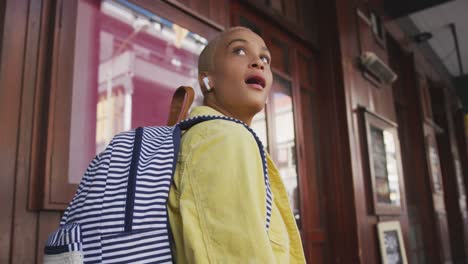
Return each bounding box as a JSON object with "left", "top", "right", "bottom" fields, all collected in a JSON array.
[
  {"left": 250, "top": 74, "right": 300, "bottom": 221},
  {"left": 251, "top": 109, "right": 268, "bottom": 149},
  {"left": 383, "top": 130, "right": 400, "bottom": 205},
  {"left": 271, "top": 75, "right": 300, "bottom": 221},
  {"left": 371, "top": 126, "right": 401, "bottom": 206},
  {"left": 68, "top": 0, "right": 207, "bottom": 183}
]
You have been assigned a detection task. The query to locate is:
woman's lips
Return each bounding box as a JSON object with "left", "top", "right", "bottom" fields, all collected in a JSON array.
[
  {"left": 246, "top": 82, "right": 264, "bottom": 90},
  {"left": 245, "top": 75, "right": 266, "bottom": 90}
]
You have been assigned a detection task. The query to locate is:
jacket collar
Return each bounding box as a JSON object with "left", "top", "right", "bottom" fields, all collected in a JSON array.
[{"left": 188, "top": 106, "right": 226, "bottom": 119}]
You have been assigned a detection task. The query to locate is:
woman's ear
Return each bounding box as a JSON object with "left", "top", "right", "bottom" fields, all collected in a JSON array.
[{"left": 198, "top": 73, "right": 213, "bottom": 94}]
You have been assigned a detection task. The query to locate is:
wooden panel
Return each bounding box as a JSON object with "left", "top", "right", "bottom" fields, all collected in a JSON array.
[
  {"left": 42, "top": 0, "right": 79, "bottom": 209},
  {"left": 131, "top": 0, "right": 221, "bottom": 40},
  {"left": 241, "top": 0, "right": 318, "bottom": 47},
  {"left": 418, "top": 75, "right": 434, "bottom": 121},
  {"left": 10, "top": 0, "right": 44, "bottom": 262},
  {"left": 0, "top": 0, "right": 5, "bottom": 53},
  {"left": 283, "top": 0, "right": 298, "bottom": 24},
  {"left": 36, "top": 211, "right": 62, "bottom": 264},
  {"left": 330, "top": 0, "right": 408, "bottom": 263},
  {"left": 269, "top": 37, "right": 290, "bottom": 75},
  {"left": 300, "top": 90, "right": 324, "bottom": 230},
  {"left": 356, "top": 6, "right": 388, "bottom": 88},
  {"left": 0, "top": 0, "right": 29, "bottom": 262},
  {"left": 388, "top": 34, "right": 444, "bottom": 264},
  {"left": 210, "top": 0, "right": 229, "bottom": 30},
  {"left": 0, "top": 0, "right": 63, "bottom": 263},
  {"left": 303, "top": 241, "right": 326, "bottom": 263},
  {"left": 297, "top": 53, "right": 314, "bottom": 91},
  {"left": 356, "top": 6, "right": 386, "bottom": 57},
  {"left": 270, "top": 0, "right": 283, "bottom": 13},
  {"left": 161, "top": 0, "right": 228, "bottom": 31},
  {"left": 312, "top": 0, "right": 362, "bottom": 262},
  {"left": 429, "top": 83, "right": 467, "bottom": 263},
  {"left": 28, "top": 0, "right": 53, "bottom": 211}
]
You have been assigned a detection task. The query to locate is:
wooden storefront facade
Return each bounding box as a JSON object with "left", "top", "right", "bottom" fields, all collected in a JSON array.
[{"left": 1, "top": 0, "right": 467, "bottom": 263}]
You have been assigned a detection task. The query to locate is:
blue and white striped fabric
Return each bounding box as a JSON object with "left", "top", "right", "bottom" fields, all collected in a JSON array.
[{"left": 44, "top": 115, "right": 272, "bottom": 263}]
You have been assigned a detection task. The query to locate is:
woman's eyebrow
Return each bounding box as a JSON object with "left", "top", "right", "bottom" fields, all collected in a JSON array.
[
  {"left": 226, "top": 38, "right": 247, "bottom": 48},
  {"left": 226, "top": 38, "right": 270, "bottom": 53}
]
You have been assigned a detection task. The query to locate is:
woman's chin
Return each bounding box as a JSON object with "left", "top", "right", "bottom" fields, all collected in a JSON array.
[{"left": 245, "top": 101, "right": 267, "bottom": 115}]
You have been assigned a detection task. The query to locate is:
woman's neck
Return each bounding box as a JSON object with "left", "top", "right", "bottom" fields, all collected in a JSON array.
[{"left": 203, "top": 96, "right": 253, "bottom": 126}]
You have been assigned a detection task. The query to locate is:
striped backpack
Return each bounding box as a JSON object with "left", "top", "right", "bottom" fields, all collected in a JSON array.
[{"left": 43, "top": 115, "right": 273, "bottom": 264}]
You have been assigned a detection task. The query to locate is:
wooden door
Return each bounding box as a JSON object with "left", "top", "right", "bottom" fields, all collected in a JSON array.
[
  {"left": 420, "top": 77, "right": 453, "bottom": 263},
  {"left": 231, "top": 2, "right": 326, "bottom": 262}
]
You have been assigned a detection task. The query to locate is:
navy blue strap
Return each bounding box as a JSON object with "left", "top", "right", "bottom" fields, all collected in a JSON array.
[{"left": 124, "top": 127, "right": 143, "bottom": 232}]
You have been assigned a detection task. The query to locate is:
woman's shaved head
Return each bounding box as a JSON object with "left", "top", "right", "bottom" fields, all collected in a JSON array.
[
  {"left": 196, "top": 26, "right": 272, "bottom": 126},
  {"left": 198, "top": 27, "right": 253, "bottom": 73}
]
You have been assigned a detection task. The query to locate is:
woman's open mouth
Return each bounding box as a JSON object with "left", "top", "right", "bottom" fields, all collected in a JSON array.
[{"left": 245, "top": 75, "right": 266, "bottom": 90}]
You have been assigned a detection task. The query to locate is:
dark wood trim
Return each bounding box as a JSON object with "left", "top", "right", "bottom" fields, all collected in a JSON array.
[
  {"left": 11, "top": 0, "right": 45, "bottom": 262},
  {"left": 29, "top": 0, "right": 55, "bottom": 210},
  {"left": 163, "top": 0, "right": 228, "bottom": 30},
  {"left": 42, "top": 0, "right": 80, "bottom": 209},
  {"left": 237, "top": 0, "right": 319, "bottom": 51},
  {"left": 0, "top": 0, "right": 6, "bottom": 54},
  {"left": 388, "top": 35, "right": 446, "bottom": 263},
  {"left": 315, "top": 0, "right": 361, "bottom": 261},
  {"left": 36, "top": 211, "right": 62, "bottom": 263},
  {"left": 0, "top": 0, "right": 30, "bottom": 261},
  {"left": 130, "top": 0, "right": 222, "bottom": 40},
  {"left": 430, "top": 83, "right": 467, "bottom": 263}
]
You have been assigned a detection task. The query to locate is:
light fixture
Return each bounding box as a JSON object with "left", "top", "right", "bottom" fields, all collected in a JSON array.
[{"left": 412, "top": 23, "right": 464, "bottom": 76}]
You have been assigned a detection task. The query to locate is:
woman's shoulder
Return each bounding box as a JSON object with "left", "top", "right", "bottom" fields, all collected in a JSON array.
[
  {"left": 180, "top": 106, "right": 259, "bottom": 150},
  {"left": 184, "top": 118, "right": 252, "bottom": 142}
]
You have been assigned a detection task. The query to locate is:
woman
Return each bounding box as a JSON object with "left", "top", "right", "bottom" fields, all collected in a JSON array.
[{"left": 168, "top": 26, "right": 306, "bottom": 263}]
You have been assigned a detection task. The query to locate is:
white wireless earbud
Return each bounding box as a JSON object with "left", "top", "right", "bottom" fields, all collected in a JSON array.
[{"left": 202, "top": 77, "right": 211, "bottom": 92}]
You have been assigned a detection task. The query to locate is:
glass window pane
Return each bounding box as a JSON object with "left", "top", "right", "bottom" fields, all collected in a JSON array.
[
  {"left": 251, "top": 109, "right": 268, "bottom": 149},
  {"left": 68, "top": 0, "right": 207, "bottom": 184},
  {"left": 270, "top": 74, "right": 300, "bottom": 222}
]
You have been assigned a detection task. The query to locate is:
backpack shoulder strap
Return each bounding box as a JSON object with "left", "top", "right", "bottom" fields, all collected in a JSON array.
[{"left": 167, "top": 86, "right": 195, "bottom": 126}]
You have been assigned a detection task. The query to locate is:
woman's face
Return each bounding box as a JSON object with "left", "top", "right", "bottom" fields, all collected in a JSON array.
[{"left": 209, "top": 29, "right": 273, "bottom": 118}]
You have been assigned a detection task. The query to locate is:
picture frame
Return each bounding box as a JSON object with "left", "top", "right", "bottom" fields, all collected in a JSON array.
[
  {"left": 377, "top": 221, "right": 408, "bottom": 264},
  {"left": 358, "top": 106, "right": 405, "bottom": 215},
  {"left": 424, "top": 133, "right": 444, "bottom": 194},
  {"left": 369, "top": 9, "right": 386, "bottom": 49}
]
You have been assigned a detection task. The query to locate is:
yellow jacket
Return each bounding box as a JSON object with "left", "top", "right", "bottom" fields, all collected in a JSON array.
[{"left": 168, "top": 106, "right": 306, "bottom": 263}]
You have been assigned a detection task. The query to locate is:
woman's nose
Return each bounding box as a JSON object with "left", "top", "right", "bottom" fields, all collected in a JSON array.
[{"left": 249, "top": 58, "right": 265, "bottom": 70}]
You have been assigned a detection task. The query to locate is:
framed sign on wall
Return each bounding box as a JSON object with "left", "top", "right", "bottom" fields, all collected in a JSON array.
[
  {"left": 377, "top": 221, "right": 408, "bottom": 264},
  {"left": 358, "top": 106, "right": 405, "bottom": 215},
  {"left": 425, "top": 134, "right": 444, "bottom": 194}
]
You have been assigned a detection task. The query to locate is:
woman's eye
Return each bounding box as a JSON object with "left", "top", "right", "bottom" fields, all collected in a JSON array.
[
  {"left": 261, "top": 56, "right": 270, "bottom": 64},
  {"left": 234, "top": 48, "right": 246, "bottom": 55}
]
